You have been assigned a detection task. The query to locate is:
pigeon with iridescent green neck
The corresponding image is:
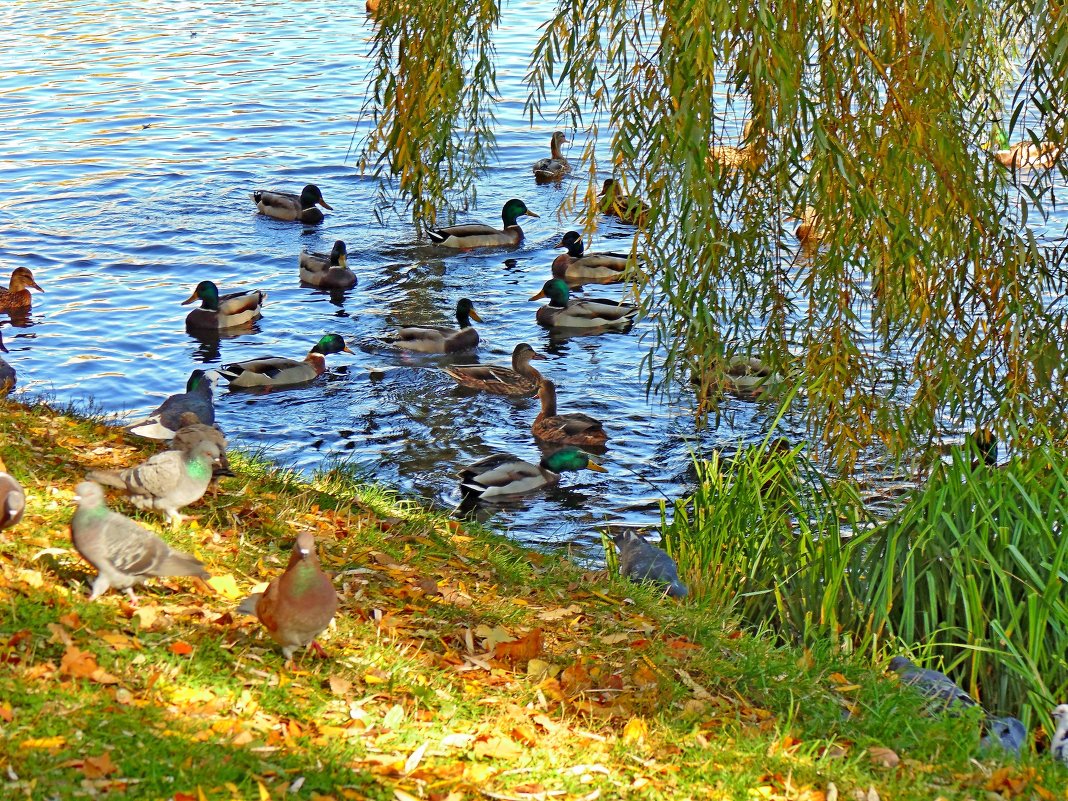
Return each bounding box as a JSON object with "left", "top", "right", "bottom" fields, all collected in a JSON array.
[
  {"left": 86, "top": 440, "right": 220, "bottom": 526},
  {"left": 237, "top": 532, "right": 337, "bottom": 660},
  {"left": 71, "top": 481, "right": 209, "bottom": 602}
]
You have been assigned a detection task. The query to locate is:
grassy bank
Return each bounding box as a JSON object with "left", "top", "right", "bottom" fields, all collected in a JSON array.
[{"left": 0, "top": 399, "right": 1064, "bottom": 800}]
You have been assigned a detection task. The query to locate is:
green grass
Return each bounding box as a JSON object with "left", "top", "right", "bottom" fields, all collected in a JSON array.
[{"left": 1, "top": 398, "right": 1066, "bottom": 799}]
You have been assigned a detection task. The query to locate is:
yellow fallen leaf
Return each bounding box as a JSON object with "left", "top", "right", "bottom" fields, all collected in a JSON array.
[
  {"left": 622, "top": 717, "right": 648, "bottom": 745},
  {"left": 207, "top": 574, "right": 244, "bottom": 600},
  {"left": 258, "top": 780, "right": 270, "bottom": 801},
  {"left": 21, "top": 736, "right": 66, "bottom": 750}
]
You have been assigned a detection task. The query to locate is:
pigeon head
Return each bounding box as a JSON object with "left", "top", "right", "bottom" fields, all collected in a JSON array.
[
  {"left": 74, "top": 481, "right": 105, "bottom": 505},
  {"left": 887, "top": 656, "right": 914, "bottom": 673}
]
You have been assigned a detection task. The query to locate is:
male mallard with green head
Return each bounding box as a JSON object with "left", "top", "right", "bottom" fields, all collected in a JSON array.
[
  {"left": 458, "top": 446, "right": 606, "bottom": 501},
  {"left": 532, "top": 131, "right": 571, "bottom": 183},
  {"left": 444, "top": 342, "right": 546, "bottom": 395},
  {"left": 552, "top": 231, "right": 630, "bottom": 284},
  {"left": 531, "top": 379, "right": 609, "bottom": 448},
  {"left": 428, "top": 199, "right": 539, "bottom": 249},
  {"left": 598, "top": 179, "right": 650, "bottom": 226},
  {"left": 220, "top": 334, "right": 353, "bottom": 389},
  {"left": 182, "top": 281, "right": 266, "bottom": 330},
  {"left": 299, "top": 240, "right": 356, "bottom": 289},
  {"left": 389, "top": 298, "right": 482, "bottom": 354},
  {"left": 251, "top": 184, "right": 332, "bottom": 223},
  {"left": 0, "top": 267, "right": 44, "bottom": 312},
  {"left": 530, "top": 279, "right": 638, "bottom": 330}
]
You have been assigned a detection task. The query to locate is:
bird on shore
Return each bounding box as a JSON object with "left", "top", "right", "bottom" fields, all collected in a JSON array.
[
  {"left": 888, "top": 655, "right": 979, "bottom": 712},
  {"left": 181, "top": 281, "right": 266, "bottom": 330},
  {"left": 1052, "top": 704, "right": 1068, "bottom": 766},
  {"left": 428, "top": 199, "right": 539, "bottom": 249},
  {"left": 171, "top": 412, "right": 231, "bottom": 477},
  {"left": 0, "top": 330, "right": 15, "bottom": 395},
  {"left": 458, "top": 446, "right": 606, "bottom": 501},
  {"left": 237, "top": 532, "right": 337, "bottom": 660},
  {"left": 125, "top": 369, "right": 215, "bottom": 440},
  {"left": 86, "top": 440, "right": 220, "bottom": 526},
  {"left": 0, "top": 458, "right": 25, "bottom": 531},
  {"left": 251, "top": 184, "right": 332, "bottom": 224},
  {"left": 299, "top": 240, "right": 356, "bottom": 289},
  {"left": 529, "top": 279, "right": 638, "bottom": 330},
  {"left": 979, "top": 716, "right": 1027, "bottom": 756},
  {"left": 388, "top": 298, "right": 482, "bottom": 354},
  {"left": 612, "top": 530, "right": 687, "bottom": 598},
  {"left": 551, "top": 231, "right": 630, "bottom": 285},
  {"left": 0, "top": 267, "right": 44, "bottom": 312},
  {"left": 219, "top": 334, "right": 353, "bottom": 389},
  {"left": 70, "top": 481, "right": 209, "bottom": 602},
  {"left": 444, "top": 342, "right": 546, "bottom": 396},
  {"left": 531, "top": 379, "right": 608, "bottom": 448},
  {"left": 532, "top": 131, "right": 571, "bottom": 182},
  {"left": 598, "top": 179, "right": 649, "bottom": 226}
]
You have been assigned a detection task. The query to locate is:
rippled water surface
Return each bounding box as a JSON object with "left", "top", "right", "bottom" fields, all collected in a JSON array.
[{"left": 2, "top": 1, "right": 1064, "bottom": 554}]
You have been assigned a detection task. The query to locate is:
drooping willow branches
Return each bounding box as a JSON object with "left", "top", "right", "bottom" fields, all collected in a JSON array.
[{"left": 358, "top": 0, "right": 1068, "bottom": 470}]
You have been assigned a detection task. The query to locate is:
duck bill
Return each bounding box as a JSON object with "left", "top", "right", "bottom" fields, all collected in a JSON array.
[
  {"left": 529, "top": 351, "right": 547, "bottom": 360},
  {"left": 342, "top": 346, "right": 354, "bottom": 354},
  {"left": 585, "top": 459, "right": 608, "bottom": 472},
  {"left": 29, "top": 281, "right": 44, "bottom": 292},
  {"left": 467, "top": 308, "right": 483, "bottom": 322},
  {"left": 338, "top": 255, "right": 348, "bottom": 268},
  {"left": 529, "top": 289, "right": 546, "bottom": 301},
  {"left": 524, "top": 209, "right": 540, "bottom": 219},
  {"left": 318, "top": 198, "right": 333, "bottom": 210},
  {"left": 180, "top": 291, "right": 199, "bottom": 305}
]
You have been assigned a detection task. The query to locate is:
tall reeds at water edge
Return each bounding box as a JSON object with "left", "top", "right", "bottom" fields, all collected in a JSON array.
[{"left": 663, "top": 439, "right": 1068, "bottom": 722}]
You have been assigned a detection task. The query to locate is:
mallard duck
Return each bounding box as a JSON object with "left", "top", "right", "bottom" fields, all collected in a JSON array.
[
  {"left": 552, "top": 231, "right": 630, "bottom": 284},
  {"left": 366, "top": 0, "right": 380, "bottom": 11},
  {"left": 993, "top": 140, "right": 1061, "bottom": 170},
  {"left": 220, "top": 334, "right": 353, "bottom": 389},
  {"left": 532, "top": 131, "right": 571, "bottom": 182},
  {"left": 389, "top": 298, "right": 482, "bottom": 354},
  {"left": 708, "top": 120, "right": 764, "bottom": 173},
  {"left": 531, "top": 379, "right": 608, "bottom": 448},
  {"left": 0, "top": 267, "right": 44, "bottom": 312},
  {"left": 251, "top": 184, "right": 332, "bottom": 223},
  {"left": 0, "top": 330, "right": 15, "bottom": 396},
  {"left": 458, "top": 446, "right": 606, "bottom": 501},
  {"left": 790, "top": 206, "right": 825, "bottom": 247},
  {"left": 182, "top": 281, "right": 267, "bottom": 330},
  {"left": 444, "top": 342, "right": 546, "bottom": 395},
  {"left": 598, "top": 179, "right": 650, "bottom": 226},
  {"left": 299, "top": 240, "right": 356, "bottom": 289},
  {"left": 428, "top": 199, "right": 539, "bottom": 249},
  {"left": 529, "top": 279, "right": 638, "bottom": 330},
  {"left": 723, "top": 356, "right": 784, "bottom": 399},
  {"left": 126, "top": 369, "right": 215, "bottom": 439}
]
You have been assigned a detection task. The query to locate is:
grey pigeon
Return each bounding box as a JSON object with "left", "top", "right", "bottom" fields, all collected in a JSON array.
[
  {"left": 888, "top": 656, "right": 979, "bottom": 712},
  {"left": 612, "top": 530, "right": 688, "bottom": 598},
  {"left": 980, "top": 715, "right": 1027, "bottom": 755},
  {"left": 0, "top": 330, "right": 15, "bottom": 395},
  {"left": 1052, "top": 704, "right": 1068, "bottom": 766},
  {"left": 126, "top": 369, "right": 215, "bottom": 440},
  {"left": 171, "top": 412, "right": 232, "bottom": 477},
  {"left": 71, "top": 481, "right": 210, "bottom": 601},
  {"left": 86, "top": 439, "right": 220, "bottom": 526},
  {"left": 1, "top": 464, "right": 25, "bottom": 530}
]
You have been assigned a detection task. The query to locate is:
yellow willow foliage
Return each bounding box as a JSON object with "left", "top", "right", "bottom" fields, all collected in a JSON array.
[{"left": 358, "top": 0, "right": 1068, "bottom": 471}]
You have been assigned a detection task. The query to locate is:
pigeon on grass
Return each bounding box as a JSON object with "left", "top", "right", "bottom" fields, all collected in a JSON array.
[
  {"left": 612, "top": 530, "right": 687, "bottom": 598},
  {"left": 70, "top": 481, "right": 209, "bottom": 602}
]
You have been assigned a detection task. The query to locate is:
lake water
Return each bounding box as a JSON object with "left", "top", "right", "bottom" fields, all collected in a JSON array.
[{"left": 1, "top": 1, "right": 1063, "bottom": 555}]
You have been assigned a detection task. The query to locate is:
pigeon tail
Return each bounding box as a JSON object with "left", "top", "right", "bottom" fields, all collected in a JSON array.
[
  {"left": 86, "top": 469, "right": 129, "bottom": 489},
  {"left": 237, "top": 592, "right": 263, "bottom": 616},
  {"left": 155, "top": 552, "right": 209, "bottom": 579}
]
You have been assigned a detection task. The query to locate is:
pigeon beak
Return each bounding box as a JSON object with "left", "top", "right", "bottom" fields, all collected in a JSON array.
[
  {"left": 529, "top": 289, "right": 546, "bottom": 301},
  {"left": 585, "top": 459, "right": 608, "bottom": 473},
  {"left": 467, "top": 308, "right": 483, "bottom": 322},
  {"left": 180, "top": 291, "right": 199, "bottom": 305}
]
